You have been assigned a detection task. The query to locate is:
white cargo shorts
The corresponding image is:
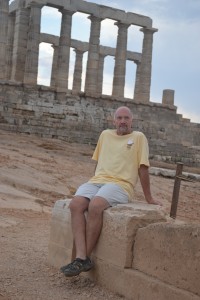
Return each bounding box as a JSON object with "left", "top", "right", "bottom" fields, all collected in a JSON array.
[{"left": 75, "top": 182, "right": 129, "bottom": 206}]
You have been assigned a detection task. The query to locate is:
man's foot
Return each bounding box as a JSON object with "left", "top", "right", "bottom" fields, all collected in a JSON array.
[{"left": 60, "top": 257, "right": 94, "bottom": 277}]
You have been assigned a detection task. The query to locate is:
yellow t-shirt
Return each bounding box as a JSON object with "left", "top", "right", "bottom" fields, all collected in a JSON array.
[{"left": 89, "top": 129, "right": 150, "bottom": 199}]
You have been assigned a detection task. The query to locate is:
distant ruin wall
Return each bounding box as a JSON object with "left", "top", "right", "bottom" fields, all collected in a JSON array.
[
  {"left": 0, "top": 1, "right": 199, "bottom": 168},
  {"left": 0, "top": 82, "right": 199, "bottom": 167}
]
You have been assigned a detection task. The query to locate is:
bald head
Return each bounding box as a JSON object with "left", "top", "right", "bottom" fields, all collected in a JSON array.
[
  {"left": 113, "top": 106, "right": 133, "bottom": 135},
  {"left": 114, "top": 106, "right": 133, "bottom": 120}
]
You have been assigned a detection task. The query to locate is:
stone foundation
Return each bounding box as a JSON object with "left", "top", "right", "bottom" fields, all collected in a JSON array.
[
  {"left": 0, "top": 82, "right": 199, "bottom": 167},
  {"left": 48, "top": 199, "right": 200, "bottom": 300}
]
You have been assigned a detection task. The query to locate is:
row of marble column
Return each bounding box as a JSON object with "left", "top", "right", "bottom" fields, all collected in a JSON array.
[
  {"left": 0, "top": 0, "right": 157, "bottom": 102},
  {"left": 0, "top": 0, "right": 9, "bottom": 81},
  {"left": 51, "top": 44, "right": 140, "bottom": 98}
]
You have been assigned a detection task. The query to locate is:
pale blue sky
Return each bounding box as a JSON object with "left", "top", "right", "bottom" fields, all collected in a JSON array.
[{"left": 9, "top": 0, "right": 200, "bottom": 123}]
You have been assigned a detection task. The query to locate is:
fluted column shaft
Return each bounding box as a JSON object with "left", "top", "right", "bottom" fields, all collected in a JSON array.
[
  {"left": 56, "top": 9, "right": 74, "bottom": 92},
  {"left": 97, "top": 53, "right": 107, "bottom": 95},
  {"left": 72, "top": 49, "right": 85, "bottom": 93},
  {"left": 133, "top": 60, "right": 141, "bottom": 100},
  {"left": 11, "top": 0, "right": 30, "bottom": 82},
  {"left": 6, "top": 12, "right": 15, "bottom": 80},
  {"left": 0, "top": 0, "right": 9, "bottom": 80},
  {"left": 85, "top": 16, "right": 102, "bottom": 95},
  {"left": 50, "top": 44, "right": 58, "bottom": 88},
  {"left": 134, "top": 27, "right": 158, "bottom": 103},
  {"left": 112, "top": 22, "right": 130, "bottom": 98},
  {"left": 24, "top": 3, "right": 42, "bottom": 85}
]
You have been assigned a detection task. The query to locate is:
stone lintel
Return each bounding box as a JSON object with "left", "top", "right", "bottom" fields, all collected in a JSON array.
[
  {"left": 23, "top": 0, "right": 152, "bottom": 27},
  {"left": 40, "top": 33, "right": 142, "bottom": 62},
  {"left": 127, "top": 12, "right": 152, "bottom": 27}
]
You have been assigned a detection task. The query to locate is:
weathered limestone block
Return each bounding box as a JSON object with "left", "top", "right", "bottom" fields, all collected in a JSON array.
[
  {"left": 48, "top": 199, "right": 166, "bottom": 269},
  {"left": 48, "top": 199, "right": 73, "bottom": 267},
  {"left": 87, "top": 260, "right": 200, "bottom": 300},
  {"left": 93, "top": 203, "right": 166, "bottom": 268},
  {"left": 47, "top": 199, "right": 200, "bottom": 300},
  {"left": 133, "top": 223, "right": 200, "bottom": 296}
]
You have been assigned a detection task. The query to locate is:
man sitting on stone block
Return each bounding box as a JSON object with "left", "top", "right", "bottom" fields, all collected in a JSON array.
[{"left": 60, "top": 106, "right": 162, "bottom": 277}]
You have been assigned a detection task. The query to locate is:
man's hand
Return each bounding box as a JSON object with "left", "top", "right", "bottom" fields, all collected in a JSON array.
[
  {"left": 138, "top": 165, "right": 162, "bottom": 206},
  {"left": 146, "top": 197, "right": 163, "bottom": 206}
]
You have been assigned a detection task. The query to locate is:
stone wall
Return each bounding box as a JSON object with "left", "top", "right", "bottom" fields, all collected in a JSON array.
[
  {"left": 0, "top": 1, "right": 199, "bottom": 168},
  {"left": 0, "top": 82, "right": 199, "bottom": 167},
  {"left": 48, "top": 199, "right": 200, "bottom": 300}
]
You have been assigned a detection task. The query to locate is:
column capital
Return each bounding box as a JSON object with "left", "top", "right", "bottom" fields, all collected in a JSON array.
[
  {"left": 27, "top": 2, "right": 44, "bottom": 9},
  {"left": 140, "top": 27, "right": 158, "bottom": 34},
  {"left": 99, "top": 52, "right": 108, "bottom": 58},
  {"left": 114, "top": 21, "right": 131, "bottom": 29},
  {"left": 88, "top": 15, "right": 103, "bottom": 23},
  {"left": 59, "top": 8, "right": 75, "bottom": 16},
  {"left": 133, "top": 59, "right": 141, "bottom": 65},
  {"left": 73, "top": 48, "right": 86, "bottom": 55},
  {"left": 51, "top": 44, "right": 58, "bottom": 49}
]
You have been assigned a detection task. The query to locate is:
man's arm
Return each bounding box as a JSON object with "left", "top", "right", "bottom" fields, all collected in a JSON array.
[
  {"left": 94, "top": 162, "right": 97, "bottom": 174},
  {"left": 138, "top": 164, "right": 162, "bottom": 205}
]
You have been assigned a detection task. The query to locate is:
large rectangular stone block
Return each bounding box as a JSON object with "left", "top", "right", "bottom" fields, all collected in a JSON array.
[
  {"left": 133, "top": 223, "right": 200, "bottom": 296},
  {"left": 86, "top": 259, "right": 200, "bottom": 300},
  {"left": 48, "top": 199, "right": 166, "bottom": 269},
  {"left": 48, "top": 199, "right": 73, "bottom": 267},
  {"left": 93, "top": 202, "right": 166, "bottom": 268}
]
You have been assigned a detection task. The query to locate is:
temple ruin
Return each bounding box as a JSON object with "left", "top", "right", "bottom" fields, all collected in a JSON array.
[{"left": 0, "top": 0, "right": 199, "bottom": 167}]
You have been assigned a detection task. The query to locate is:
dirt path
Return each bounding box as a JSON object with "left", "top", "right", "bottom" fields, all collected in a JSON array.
[
  {"left": 0, "top": 209, "right": 125, "bottom": 300},
  {"left": 0, "top": 130, "right": 199, "bottom": 299}
]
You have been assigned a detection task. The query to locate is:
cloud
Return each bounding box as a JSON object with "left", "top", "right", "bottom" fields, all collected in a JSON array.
[
  {"left": 71, "top": 12, "right": 91, "bottom": 42},
  {"left": 38, "top": 43, "right": 53, "bottom": 86},
  {"left": 41, "top": 7, "right": 61, "bottom": 35},
  {"left": 100, "top": 19, "right": 117, "bottom": 46},
  {"left": 41, "top": 6, "right": 60, "bottom": 17}
]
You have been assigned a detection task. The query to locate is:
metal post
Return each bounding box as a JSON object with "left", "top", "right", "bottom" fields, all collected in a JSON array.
[{"left": 170, "top": 162, "right": 184, "bottom": 219}]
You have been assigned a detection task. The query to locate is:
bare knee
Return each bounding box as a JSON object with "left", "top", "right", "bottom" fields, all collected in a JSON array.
[
  {"left": 88, "top": 197, "right": 110, "bottom": 217},
  {"left": 69, "top": 196, "right": 89, "bottom": 213}
]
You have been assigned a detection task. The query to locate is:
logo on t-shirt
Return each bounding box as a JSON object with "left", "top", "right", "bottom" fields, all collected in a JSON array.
[{"left": 127, "top": 139, "right": 134, "bottom": 149}]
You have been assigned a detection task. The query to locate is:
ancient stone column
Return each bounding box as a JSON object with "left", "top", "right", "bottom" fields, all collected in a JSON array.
[
  {"left": 85, "top": 15, "right": 102, "bottom": 95},
  {"left": 134, "top": 27, "right": 158, "bottom": 103},
  {"left": 112, "top": 22, "right": 130, "bottom": 98},
  {"left": 97, "top": 53, "right": 107, "bottom": 95},
  {"left": 56, "top": 9, "right": 74, "bottom": 92},
  {"left": 24, "top": 3, "right": 43, "bottom": 85},
  {"left": 50, "top": 44, "right": 58, "bottom": 88},
  {"left": 162, "top": 89, "right": 175, "bottom": 106},
  {"left": 0, "top": 0, "right": 9, "bottom": 80},
  {"left": 11, "top": 2, "right": 30, "bottom": 82},
  {"left": 72, "top": 48, "right": 85, "bottom": 93},
  {"left": 5, "top": 12, "right": 15, "bottom": 80},
  {"left": 133, "top": 60, "right": 141, "bottom": 101}
]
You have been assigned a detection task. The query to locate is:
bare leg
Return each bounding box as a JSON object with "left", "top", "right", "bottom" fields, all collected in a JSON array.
[
  {"left": 60, "top": 196, "right": 109, "bottom": 277},
  {"left": 69, "top": 196, "right": 89, "bottom": 259},
  {"left": 86, "top": 196, "right": 110, "bottom": 257}
]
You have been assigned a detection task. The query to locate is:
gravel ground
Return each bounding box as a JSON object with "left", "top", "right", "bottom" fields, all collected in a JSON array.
[{"left": 0, "top": 130, "right": 199, "bottom": 299}]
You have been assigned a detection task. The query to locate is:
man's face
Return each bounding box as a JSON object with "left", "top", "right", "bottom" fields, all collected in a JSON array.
[{"left": 114, "top": 107, "right": 133, "bottom": 135}]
